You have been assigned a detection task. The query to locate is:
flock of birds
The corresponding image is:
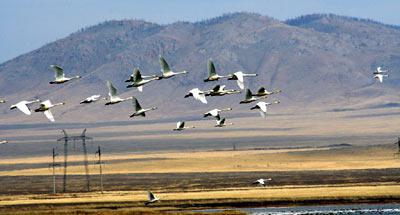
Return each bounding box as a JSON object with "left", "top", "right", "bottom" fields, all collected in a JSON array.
[
  {"left": 0, "top": 56, "right": 283, "bottom": 128},
  {"left": 0, "top": 54, "right": 389, "bottom": 205}
]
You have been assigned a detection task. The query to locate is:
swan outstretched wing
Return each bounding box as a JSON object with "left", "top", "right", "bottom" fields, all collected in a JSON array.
[
  {"left": 16, "top": 102, "right": 31, "bottom": 115},
  {"left": 138, "top": 86, "right": 143, "bottom": 92},
  {"left": 208, "top": 59, "right": 217, "bottom": 77},
  {"left": 107, "top": 81, "right": 117, "bottom": 97},
  {"left": 159, "top": 56, "right": 171, "bottom": 73},
  {"left": 191, "top": 89, "right": 207, "bottom": 104},
  {"left": 44, "top": 110, "right": 55, "bottom": 122},
  {"left": 51, "top": 65, "right": 64, "bottom": 80}
]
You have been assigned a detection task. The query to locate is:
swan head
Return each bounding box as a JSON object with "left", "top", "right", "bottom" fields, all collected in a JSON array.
[{"left": 10, "top": 105, "right": 16, "bottom": 110}]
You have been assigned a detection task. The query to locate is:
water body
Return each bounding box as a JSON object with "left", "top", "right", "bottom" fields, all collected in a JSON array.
[{"left": 196, "top": 204, "right": 400, "bottom": 214}]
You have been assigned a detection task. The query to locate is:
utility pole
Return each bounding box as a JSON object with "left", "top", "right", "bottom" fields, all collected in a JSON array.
[
  {"left": 57, "top": 130, "right": 69, "bottom": 193},
  {"left": 49, "top": 148, "right": 60, "bottom": 194},
  {"left": 95, "top": 146, "right": 104, "bottom": 193}
]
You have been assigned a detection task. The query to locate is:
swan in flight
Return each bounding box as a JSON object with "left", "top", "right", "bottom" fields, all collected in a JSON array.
[
  {"left": 10, "top": 99, "right": 41, "bottom": 115},
  {"left": 173, "top": 121, "right": 195, "bottom": 131},
  {"left": 207, "top": 85, "right": 240, "bottom": 97},
  {"left": 34, "top": 100, "right": 65, "bottom": 122},
  {"left": 204, "top": 59, "right": 228, "bottom": 82},
  {"left": 240, "top": 89, "right": 266, "bottom": 104},
  {"left": 204, "top": 108, "right": 232, "bottom": 120},
  {"left": 105, "top": 81, "right": 133, "bottom": 105},
  {"left": 250, "top": 101, "right": 280, "bottom": 119},
  {"left": 215, "top": 118, "right": 233, "bottom": 127},
  {"left": 126, "top": 68, "right": 159, "bottom": 92},
  {"left": 253, "top": 87, "right": 282, "bottom": 97},
  {"left": 80, "top": 95, "right": 102, "bottom": 104},
  {"left": 227, "top": 71, "right": 257, "bottom": 89},
  {"left": 0, "top": 100, "right": 5, "bottom": 103},
  {"left": 252, "top": 178, "right": 272, "bottom": 187},
  {"left": 130, "top": 98, "right": 157, "bottom": 118},
  {"left": 144, "top": 191, "right": 159, "bottom": 206},
  {"left": 373, "top": 67, "right": 388, "bottom": 83},
  {"left": 0, "top": 140, "right": 8, "bottom": 145},
  {"left": 157, "top": 56, "right": 187, "bottom": 79},
  {"left": 184, "top": 88, "right": 208, "bottom": 104},
  {"left": 49, "top": 65, "right": 81, "bottom": 84}
]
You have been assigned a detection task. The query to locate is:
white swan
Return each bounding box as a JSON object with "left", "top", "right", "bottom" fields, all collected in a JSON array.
[
  {"left": 240, "top": 89, "right": 266, "bottom": 104},
  {"left": 373, "top": 67, "right": 388, "bottom": 83},
  {"left": 184, "top": 88, "right": 208, "bottom": 104},
  {"left": 49, "top": 65, "right": 81, "bottom": 84},
  {"left": 204, "top": 108, "right": 232, "bottom": 120},
  {"left": 10, "top": 99, "right": 41, "bottom": 115},
  {"left": 252, "top": 178, "right": 272, "bottom": 187},
  {"left": 250, "top": 101, "right": 280, "bottom": 119},
  {"left": 130, "top": 97, "right": 157, "bottom": 117},
  {"left": 253, "top": 87, "right": 282, "bottom": 97},
  {"left": 215, "top": 118, "right": 233, "bottom": 127},
  {"left": 0, "top": 140, "right": 8, "bottom": 145},
  {"left": 105, "top": 81, "right": 133, "bottom": 105},
  {"left": 207, "top": 85, "right": 240, "bottom": 97},
  {"left": 204, "top": 59, "right": 228, "bottom": 82},
  {"left": 227, "top": 71, "right": 257, "bottom": 89},
  {"left": 0, "top": 100, "right": 5, "bottom": 103},
  {"left": 173, "top": 121, "right": 195, "bottom": 131},
  {"left": 34, "top": 100, "right": 65, "bottom": 122},
  {"left": 144, "top": 191, "right": 159, "bottom": 206},
  {"left": 80, "top": 95, "right": 102, "bottom": 104},
  {"left": 157, "top": 56, "right": 187, "bottom": 79},
  {"left": 126, "top": 68, "right": 159, "bottom": 92}
]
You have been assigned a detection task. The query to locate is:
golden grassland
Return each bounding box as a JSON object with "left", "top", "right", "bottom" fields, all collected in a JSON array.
[{"left": 1, "top": 144, "right": 399, "bottom": 176}]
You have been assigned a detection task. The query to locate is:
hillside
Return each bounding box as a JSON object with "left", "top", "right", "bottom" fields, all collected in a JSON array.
[{"left": 1, "top": 12, "right": 400, "bottom": 124}]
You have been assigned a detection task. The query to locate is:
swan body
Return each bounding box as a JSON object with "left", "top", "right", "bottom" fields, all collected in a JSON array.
[
  {"left": 130, "top": 98, "right": 157, "bottom": 117},
  {"left": 227, "top": 71, "right": 257, "bottom": 89},
  {"left": 10, "top": 99, "right": 41, "bottom": 115},
  {"left": 240, "top": 89, "right": 266, "bottom": 104},
  {"left": 204, "top": 59, "right": 228, "bottom": 82},
  {"left": 253, "top": 87, "right": 282, "bottom": 97},
  {"left": 145, "top": 191, "right": 159, "bottom": 206},
  {"left": 0, "top": 140, "right": 8, "bottom": 145},
  {"left": 215, "top": 118, "right": 233, "bottom": 127},
  {"left": 173, "top": 121, "right": 195, "bottom": 131},
  {"left": 34, "top": 100, "right": 65, "bottom": 122},
  {"left": 105, "top": 81, "right": 133, "bottom": 105},
  {"left": 80, "top": 95, "right": 101, "bottom": 104},
  {"left": 126, "top": 68, "right": 159, "bottom": 92},
  {"left": 184, "top": 88, "right": 208, "bottom": 104},
  {"left": 250, "top": 101, "right": 280, "bottom": 119},
  {"left": 207, "top": 85, "right": 240, "bottom": 97},
  {"left": 49, "top": 65, "right": 81, "bottom": 84},
  {"left": 252, "top": 178, "right": 272, "bottom": 187},
  {"left": 204, "top": 108, "right": 232, "bottom": 120},
  {"left": 157, "top": 56, "right": 187, "bottom": 79}
]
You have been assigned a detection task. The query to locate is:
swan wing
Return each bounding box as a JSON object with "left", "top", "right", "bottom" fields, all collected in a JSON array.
[
  {"left": 376, "top": 74, "right": 383, "bottom": 83},
  {"left": 44, "top": 110, "right": 55, "bottom": 122},
  {"left": 51, "top": 65, "right": 64, "bottom": 80},
  {"left": 107, "top": 81, "right": 117, "bottom": 97},
  {"left": 138, "top": 86, "right": 143, "bottom": 92},
  {"left": 259, "top": 110, "right": 267, "bottom": 119},
  {"left": 236, "top": 80, "right": 244, "bottom": 90},
  {"left": 208, "top": 59, "right": 217, "bottom": 77},
  {"left": 41, "top": 100, "right": 52, "bottom": 108},
  {"left": 16, "top": 102, "right": 31, "bottom": 115},
  {"left": 192, "top": 90, "right": 207, "bottom": 104},
  {"left": 133, "top": 98, "right": 142, "bottom": 111},
  {"left": 134, "top": 68, "right": 143, "bottom": 82},
  {"left": 148, "top": 191, "right": 156, "bottom": 201},
  {"left": 159, "top": 56, "right": 171, "bottom": 73}
]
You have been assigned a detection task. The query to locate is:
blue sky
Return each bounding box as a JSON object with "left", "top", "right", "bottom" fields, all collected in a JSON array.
[{"left": 1, "top": 0, "right": 400, "bottom": 64}]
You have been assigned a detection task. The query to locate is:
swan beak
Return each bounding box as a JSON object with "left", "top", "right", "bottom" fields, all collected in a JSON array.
[
  {"left": 250, "top": 106, "right": 257, "bottom": 110},
  {"left": 184, "top": 93, "right": 191, "bottom": 98}
]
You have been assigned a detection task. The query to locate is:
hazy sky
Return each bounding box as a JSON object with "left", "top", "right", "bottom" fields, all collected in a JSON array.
[{"left": 1, "top": 0, "right": 400, "bottom": 63}]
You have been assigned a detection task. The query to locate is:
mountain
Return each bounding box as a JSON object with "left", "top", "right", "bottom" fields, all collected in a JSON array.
[{"left": 1, "top": 12, "right": 400, "bottom": 124}]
